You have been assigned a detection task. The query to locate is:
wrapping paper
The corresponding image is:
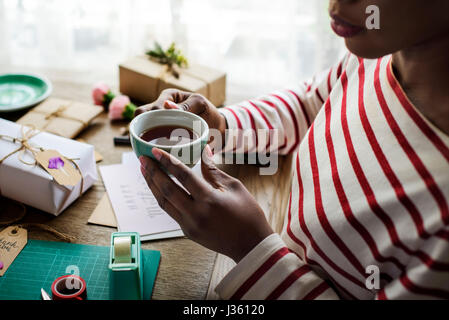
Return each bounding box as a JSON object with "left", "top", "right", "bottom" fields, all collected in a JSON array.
[
  {"left": 16, "top": 98, "right": 103, "bottom": 139},
  {"left": 119, "top": 55, "right": 226, "bottom": 106},
  {"left": 0, "top": 119, "right": 97, "bottom": 216}
]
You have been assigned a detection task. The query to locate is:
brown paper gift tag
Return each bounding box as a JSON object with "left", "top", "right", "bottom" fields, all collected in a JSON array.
[
  {"left": 0, "top": 226, "right": 27, "bottom": 276},
  {"left": 35, "top": 150, "right": 82, "bottom": 186}
]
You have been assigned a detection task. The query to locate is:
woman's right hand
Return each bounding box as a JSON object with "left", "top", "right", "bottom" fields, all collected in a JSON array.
[{"left": 134, "top": 89, "right": 227, "bottom": 148}]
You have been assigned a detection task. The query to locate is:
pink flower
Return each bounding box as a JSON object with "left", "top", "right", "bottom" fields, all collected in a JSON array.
[
  {"left": 92, "top": 82, "right": 110, "bottom": 106},
  {"left": 109, "top": 95, "right": 131, "bottom": 120}
]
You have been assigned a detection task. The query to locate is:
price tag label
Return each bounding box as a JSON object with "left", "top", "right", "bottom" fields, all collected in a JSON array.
[
  {"left": 0, "top": 226, "right": 27, "bottom": 277},
  {"left": 35, "top": 150, "right": 81, "bottom": 186}
]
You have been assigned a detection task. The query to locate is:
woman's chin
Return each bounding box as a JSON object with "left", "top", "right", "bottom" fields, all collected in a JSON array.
[{"left": 344, "top": 37, "right": 390, "bottom": 59}]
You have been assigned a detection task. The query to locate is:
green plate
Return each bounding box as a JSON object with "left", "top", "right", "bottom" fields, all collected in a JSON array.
[{"left": 0, "top": 73, "right": 52, "bottom": 112}]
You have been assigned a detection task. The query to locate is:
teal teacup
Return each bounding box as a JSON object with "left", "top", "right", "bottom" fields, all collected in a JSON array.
[{"left": 129, "top": 109, "right": 209, "bottom": 168}]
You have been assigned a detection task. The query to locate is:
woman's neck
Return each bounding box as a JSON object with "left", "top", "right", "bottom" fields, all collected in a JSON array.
[{"left": 392, "top": 34, "right": 449, "bottom": 135}]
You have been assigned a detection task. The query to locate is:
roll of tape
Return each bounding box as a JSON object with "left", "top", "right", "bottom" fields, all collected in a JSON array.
[
  {"left": 114, "top": 236, "right": 132, "bottom": 263},
  {"left": 51, "top": 275, "right": 87, "bottom": 300}
]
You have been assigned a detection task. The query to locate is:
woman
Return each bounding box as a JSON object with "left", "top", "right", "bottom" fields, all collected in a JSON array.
[{"left": 136, "top": 0, "right": 449, "bottom": 299}]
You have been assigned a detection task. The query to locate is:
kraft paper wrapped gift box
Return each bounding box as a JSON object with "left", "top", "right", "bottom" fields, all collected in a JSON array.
[
  {"left": 0, "top": 119, "right": 98, "bottom": 216},
  {"left": 16, "top": 97, "right": 103, "bottom": 139},
  {"left": 119, "top": 55, "right": 226, "bottom": 106}
]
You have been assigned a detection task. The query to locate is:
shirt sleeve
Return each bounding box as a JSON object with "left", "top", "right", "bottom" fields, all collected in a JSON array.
[
  {"left": 375, "top": 227, "right": 449, "bottom": 300},
  {"left": 219, "top": 53, "right": 350, "bottom": 155},
  {"left": 215, "top": 233, "right": 340, "bottom": 300},
  {"left": 216, "top": 228, "right": 449, "bottom": 300}
]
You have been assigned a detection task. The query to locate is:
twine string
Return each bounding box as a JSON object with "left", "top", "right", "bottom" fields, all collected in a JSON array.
[
  {"left": 0, "top": 125, "right": 85, "bottom": 197},
  {"left": 155, "top": 64, "right": 211, "bottom": 101},
  {"left": 0, "top": 125, "right": 42, "bottom": 166},
  {"left": 0, "top": 199, "right": 75, "bottom": 243},
  {"left": 0, "top": 125, "right": 85, "bottom": 243},
  {"left": 32, "top": 104, "right": 88, "bottom": 129}
]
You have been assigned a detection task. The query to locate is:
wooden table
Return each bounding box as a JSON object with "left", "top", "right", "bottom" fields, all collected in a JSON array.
[{"left": 1, "top": 69, "right": 294, "bottom": 299}]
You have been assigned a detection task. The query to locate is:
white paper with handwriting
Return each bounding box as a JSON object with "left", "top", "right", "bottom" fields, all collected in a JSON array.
[
  {"left": 99, "top": 163, "right": 181, "bottom": 236},
  {"left": 120, "top": 152, "right": 185, "bottom": 241}
]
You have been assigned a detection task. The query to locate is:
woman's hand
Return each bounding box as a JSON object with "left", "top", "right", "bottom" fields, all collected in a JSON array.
[
  {"left": 135, "top": 89, "right": 227, "bottom": 148},
  {"left": 139, "top": 145, "right": 274, "bottom": 263}
]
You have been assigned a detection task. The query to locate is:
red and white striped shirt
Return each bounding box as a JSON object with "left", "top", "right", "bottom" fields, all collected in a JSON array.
[{"left": 215, "top": 53, "right": 449, "bottom": 300}]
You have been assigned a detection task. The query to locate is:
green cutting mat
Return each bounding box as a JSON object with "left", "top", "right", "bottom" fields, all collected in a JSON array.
[{"left": 0, "top": 240, "right": 160, "bottom": 300}]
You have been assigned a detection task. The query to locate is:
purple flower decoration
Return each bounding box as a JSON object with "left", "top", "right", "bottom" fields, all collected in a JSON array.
[{"left": 48, "top": 157, "right": 65, "bottom": 169}]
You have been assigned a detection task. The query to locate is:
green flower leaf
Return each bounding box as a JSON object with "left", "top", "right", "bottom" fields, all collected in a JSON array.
[{"left": 146, "top": 41, "right": 188, "bottom": 71}]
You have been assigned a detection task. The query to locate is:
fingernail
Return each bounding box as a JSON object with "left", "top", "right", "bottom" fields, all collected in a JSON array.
[
  {"left": 164, "top": 100, "right": 179, "bottom": 109},
  {"left": 152, "top": 148, "right": 162, "bottom": 160},
  {"left": 205, "top": 145, "right": 213, "bottom": 158}
]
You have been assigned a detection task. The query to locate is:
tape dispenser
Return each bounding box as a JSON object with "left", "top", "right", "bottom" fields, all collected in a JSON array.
[{"left": 108, "top": 232, "right": 144, "bottom": 300}]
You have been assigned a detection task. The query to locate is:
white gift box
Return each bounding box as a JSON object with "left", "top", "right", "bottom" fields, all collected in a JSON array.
[{"left": 0, "top": 119, "right": 97, "bottom": 215}]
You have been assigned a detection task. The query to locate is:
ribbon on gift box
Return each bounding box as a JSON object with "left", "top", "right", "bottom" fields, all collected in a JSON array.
[
  {"left": 24, "top": 103, "right": 89, "bottom": 133},
  {"left": 16, "top": 98, "right": 103, "bottom": 139},
  {"left": 0, "top": 126, "right": 80, "bottom": 243},
  {"left": 155, "top": 63, "right": 212, "bottom": 103},
  {"left": 147, "top": 42, "right": 188, "bottom": 79},
  {"left": 38, "top": 103, "right": 89, "bottom": 128},
  {"left": 0, "top": 124, "right": 43, "bottom": 165},
  {"left": 147, "top": 42, "right": 212, "bottom": 102},
  {"left": 0, "top": 125, "right": 84, "bottom": 196},
  {"left": 0, "top": 118, "right": 98, "bottom": 216}
]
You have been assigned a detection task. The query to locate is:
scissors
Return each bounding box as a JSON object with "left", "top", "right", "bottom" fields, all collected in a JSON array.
[{"left": 41, "top": 288, "right": 51, "bottom": 300}]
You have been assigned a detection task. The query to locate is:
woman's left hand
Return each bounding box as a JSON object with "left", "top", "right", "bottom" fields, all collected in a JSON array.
[{"left": 139, "top": 146, "right": 274, "bottom": 263}]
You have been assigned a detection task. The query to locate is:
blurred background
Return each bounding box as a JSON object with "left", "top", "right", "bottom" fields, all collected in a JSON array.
[{"left": 0, "top": 0, "right": 346, "bottom": 101}]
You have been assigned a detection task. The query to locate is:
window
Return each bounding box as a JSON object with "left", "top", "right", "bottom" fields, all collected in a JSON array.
[{"left": 0, "top": 0, "right": 345, "bottom": 101}]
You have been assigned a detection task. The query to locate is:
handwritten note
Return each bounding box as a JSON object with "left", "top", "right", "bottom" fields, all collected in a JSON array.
[
  {"left": 0, "top": 226, "right": 27, "bottom": 277},
  {"left": 99, "top": 164, "right": 181, "bottom": 236}
]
